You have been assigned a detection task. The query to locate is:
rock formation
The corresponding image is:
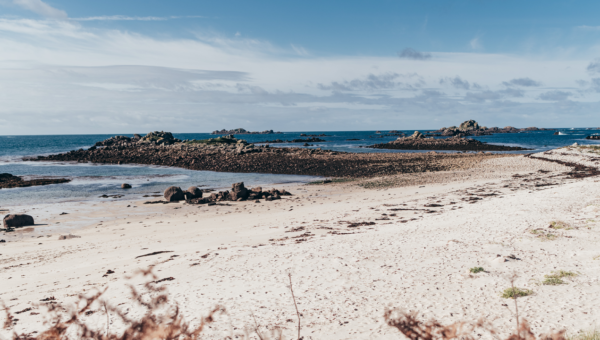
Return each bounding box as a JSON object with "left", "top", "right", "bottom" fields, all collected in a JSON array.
[
  {"left": 428, "top": 120, "right": 552, "bottom": 137},
  {"left": 211, "top": 128, "right": 282, "bottom": 135},
  {"left": 164, "top": 186, "right": 185, "bottom": 202},
  {"left": 0, "top": 173, "right": 70, "bottom": 189},
  {"left": 33, "top": 132, "right": 519, "bottom": 178},
  {"left": 3, "top": 214, "right": 34, "bottom": 229},
  {"left": 368, "top": 133, "right": 529, "bottom": 151}
]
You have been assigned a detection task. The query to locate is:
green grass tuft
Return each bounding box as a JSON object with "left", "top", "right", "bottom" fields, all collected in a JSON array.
[
  {"left": 469, "top": 267, "right": 485, "bottom": 274},
  {"left": 550, "top": 221, "right": 571, "bottom": 230},
  {"left": 543, "top": 270, "right": 578, "bottom": 285},
  {"left": 501, "top": 287, "right": 533, "bottom": 299},
  {"left": 543, "top": 276, "right": 565, "bottom": 285}
]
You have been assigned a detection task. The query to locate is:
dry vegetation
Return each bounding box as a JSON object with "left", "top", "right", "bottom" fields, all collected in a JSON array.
[{"left": 0, "top": 270, "right": 589, "bottom": 340}]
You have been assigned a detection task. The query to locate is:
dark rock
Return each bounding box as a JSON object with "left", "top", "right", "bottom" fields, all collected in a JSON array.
[
  {"left": 164, "top": 186, "right": 185, "bottom": 202},
  {"left": 586, "top": 135, "right": 600, "bottom": 140},
  {"left": 185, "top": 186, "right": 203, "bottom": 199},
  {"left": 230, "top": 182, "right": 249, "bottom": 201},
  {"left": 3, "top": 214, "right": 34, "bottom": 228},
  {"left": 58, "top": 234, "right": 81, "bottom": 240},
  {"left": 368, "top": 135, "right": 530, "bottom": 151},
  {"left": 0, "top": 173, "right": 70, "bottom": 189},
  {"left": 121, "top": 183, "right": 132, "bottom": 189}
]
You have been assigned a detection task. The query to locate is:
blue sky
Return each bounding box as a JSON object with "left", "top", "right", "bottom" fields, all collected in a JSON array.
[{"left": 1, "top": 0, "right": 600, "bottom": 134}]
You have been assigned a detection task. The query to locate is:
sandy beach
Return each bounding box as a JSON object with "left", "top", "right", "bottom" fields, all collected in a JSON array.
[{"left": 2, "top": 148, "right": 600, "bottom": 339}]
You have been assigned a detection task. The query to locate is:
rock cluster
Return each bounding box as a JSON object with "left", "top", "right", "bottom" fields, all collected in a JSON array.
[
  {"left": 164, "top": 186, "right": 204, "bottom": 202},
  {"left": 586, "top": 135, "right": 600, "bottom": 140},
  {"left": 368, "top": 133, "right": 529, "bottom": 151},
  {"left": 211, "top": 128, "right": 282, "bottom": 135},
  {"left": 93, "top": 131, "right": 181, "bottom": 148},
  {"left": 2, "top": 214, "right": 34, "bottom": 230},
  {"left": 33, "top": 132, "right": 514, "bottom": 178},
  {"left": 0, "top": 173, "right": 70, "bottom": 189},
  {"left": 428, "top": 120, "right": 553, "bottom": 137},
  {"left": 163, "top": 182, "right": 291, "bottom": 205}
]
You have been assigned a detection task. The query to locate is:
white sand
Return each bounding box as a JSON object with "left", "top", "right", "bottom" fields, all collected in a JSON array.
[{"left": 1, "top": 153, "right": 599, "bottom": 339}]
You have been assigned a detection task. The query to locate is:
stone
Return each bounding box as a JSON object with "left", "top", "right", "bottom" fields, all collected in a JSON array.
[
  {"left": 459, "top": 120, "right": 480, "bottom": 131},
  {"left": 58, "top": 234, "right": 81, "bottom": 240},
  {"left": 185, "top": 186, "right": 203, "bottom": 199},
  {"left": 230, "top": 182, "right": 249, "bottom": 201},
  {"left": 3, "top": 214, "right": 34, "bottom": 228},
  {"left": 121, "top": 183, "right": 132, "bottom": 189},
  {"left": 164, "top": 186, "right": 185, "bottom": 202}
]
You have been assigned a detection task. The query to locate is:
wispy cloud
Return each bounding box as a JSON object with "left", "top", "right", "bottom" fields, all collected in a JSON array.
[
  {"left": 397, "top": 48, "right": 431, "bottom": 60},
  {"left": 440, "top": 76, "right": 471, "bottom": 90},
  {"left": 0, "top": 18, "right": 598, "bottom": 134},
  {"left": 503, "top": 77, "right": 541, "bottom": 87},
  {"left": 11, "top": 0, "right": 67, "bottom": 19},
  {"left": 290, "top": 44, "right": 308, "bottom": 56},
  {"left": 538, "top": 90, "right": 572, "bottom": 101},
  {"left": 71, "top": 15, "right": 205, "bottom": 22},
  {"left": 587, "top": 58, "right": 600, "bottom": 74},
  {"left": 469, "top": 36, "right": 483, "bottom": 50},
  {"left": 575, "top": 25, "right": 600, "bottom": 31}
]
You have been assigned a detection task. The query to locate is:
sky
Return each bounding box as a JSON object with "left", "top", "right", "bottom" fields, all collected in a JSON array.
[{"left": 1, "top": 0, "right": 600, "bottom": 134}]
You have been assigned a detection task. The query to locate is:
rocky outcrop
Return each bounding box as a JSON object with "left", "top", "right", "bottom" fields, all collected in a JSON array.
[
  {"left": 586, "top": 135, "right": 600, "bottom": 140},
  {"left": 121, "top": 183, "right": 132, "bottom": 189},
  {"left": 33, "top": 133, "right": 519, "bottom": 178},
  {"left": 3, "top": 214, "right": 34, "bottom": 229},
  {"left": 427, "top": 120, "right": 553, "bottom": 137},
  {"left": 0, "top": 173, "right": 70, "bottom": 189},
  {"left": 211, "top": 128, "right": 282, "bottom": 135},
  {"left": 368, "top": 134, "right": 529, "bottom": 151},
  {"left": 186, "top": 184, "right": 291, "bottom": 205},
  {"left": 164, "top": 186, "right": 185, "bottom": 202},
  {"left": 94, "top": 131, "right": 181, "bottom": 147}
]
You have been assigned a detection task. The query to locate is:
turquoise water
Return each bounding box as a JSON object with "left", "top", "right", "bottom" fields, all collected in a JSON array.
[{"left": 1, "top": 129, "right": 599, "bottom": 206}]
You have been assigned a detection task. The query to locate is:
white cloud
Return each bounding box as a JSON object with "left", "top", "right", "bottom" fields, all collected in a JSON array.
[
  {"left": 0, "top": 18, "right": 599, "bottom": 134},
  {"left": 291, "top": 44, "right": 308, "bottom": 56},
  {"left": 11, "top": 0, "right": 67, "bottom": 19},
  {"left": 470, "top": 36, "right": 482, "bottom": 50}
]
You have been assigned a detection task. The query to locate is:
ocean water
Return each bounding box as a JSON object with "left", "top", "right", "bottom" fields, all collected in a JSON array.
[{"left": 1, "top": 129, "right": 599, "bottom": 206}]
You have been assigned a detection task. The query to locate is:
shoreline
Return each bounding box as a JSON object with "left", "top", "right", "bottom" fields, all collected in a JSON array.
[{"left": 1, "top": 147, "right": 600, "bottom": 338}]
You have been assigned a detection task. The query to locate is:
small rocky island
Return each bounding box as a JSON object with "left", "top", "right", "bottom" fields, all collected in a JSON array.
[
  {"left": 31, "top": 131, "right": 510, "bottom": 178},
  {"left": 586, "top": 135, "right": 600, "bottom": 140},
  {"left": 211, "top": 128, "right": 282, "bottom": 135},
  {"left": 368, "top": 130, "right": 529, "bottom": 151},
  {"left": 0, "top": 173, "right": 70, "bottom": 189},
  {"left": 427, "top": 120, "right": 553, "bottom": 137}
]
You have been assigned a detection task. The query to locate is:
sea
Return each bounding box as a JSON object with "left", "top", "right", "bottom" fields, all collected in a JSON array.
[{"left": 1, "top": 129, "right": 599, "bottom": 207}]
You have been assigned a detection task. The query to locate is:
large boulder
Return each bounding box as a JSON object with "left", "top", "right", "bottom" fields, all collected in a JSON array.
[
  {"left": 184, "top": 186, "right": 203, "bottom": 200},
  {"left": 164, "top": 186, "right": 185, "bottom": 202},
  {"left": 459, "top": 120, "right": 480, "bottom": 131},
  {"left": 3, "top": 214, "right": 34, "bottom": 228},
  {"left": 230, "top": 182, "right": 249, "bottom": 201}
]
